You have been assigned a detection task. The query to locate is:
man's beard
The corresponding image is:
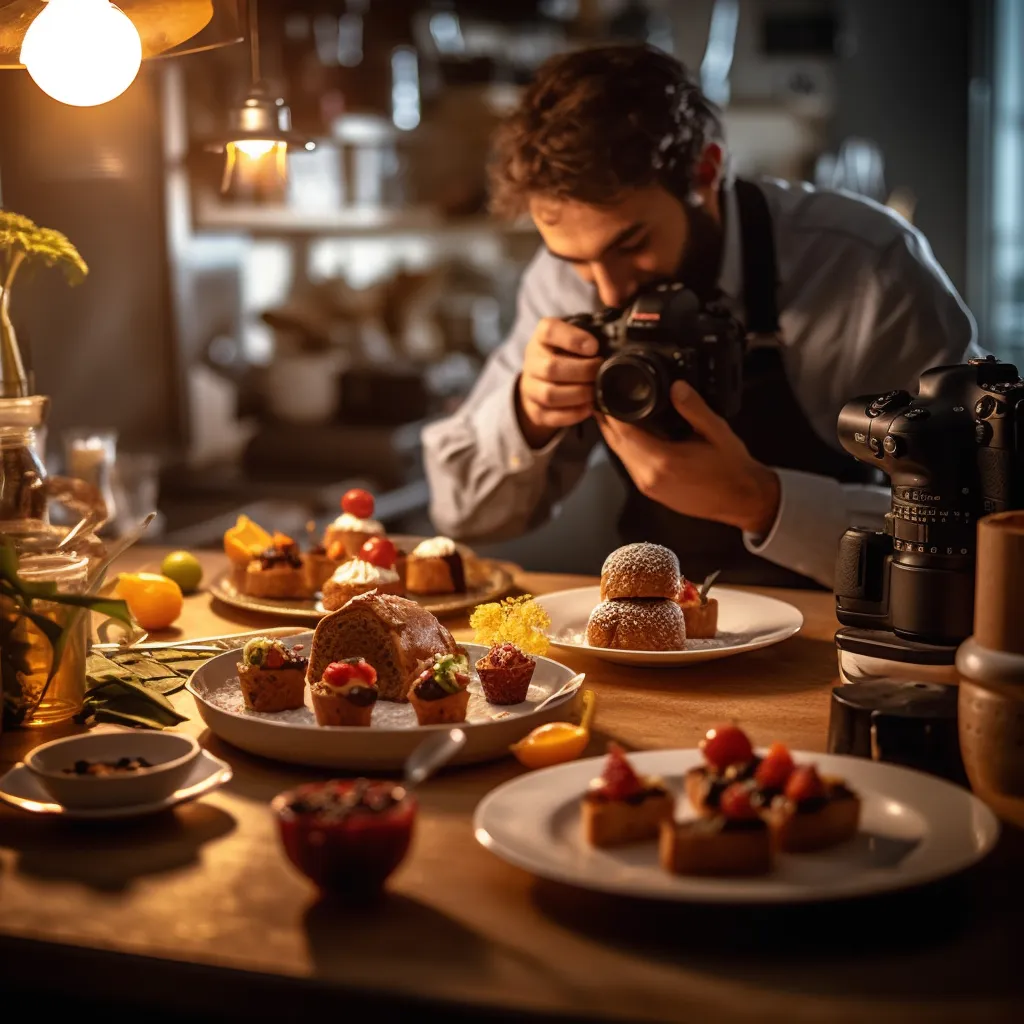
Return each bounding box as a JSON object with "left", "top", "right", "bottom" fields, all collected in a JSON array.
[{"left": 674, "top": 202, "right": 725, "bottom": 302}]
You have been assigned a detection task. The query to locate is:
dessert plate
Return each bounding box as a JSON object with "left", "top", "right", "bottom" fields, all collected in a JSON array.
[
  {"left": 537, "top": 585, "right": 803, "bottom": 667},
  {"left": 0, "top": 749, "right": 232, "bottom": 819},
  {"left": 187, "top": 635, "right": 583, "bottom": 771},
  {"left": 475, "top": 749, "right": 1000, "bottom": 904},
  {"left": 209, "top": 535, "right": 514, "bottom": 621}
]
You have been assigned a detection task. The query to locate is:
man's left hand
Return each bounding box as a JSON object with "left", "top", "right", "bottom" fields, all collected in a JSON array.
[{"left": 598, "top": 380, "right": 781, "bottom": 536}]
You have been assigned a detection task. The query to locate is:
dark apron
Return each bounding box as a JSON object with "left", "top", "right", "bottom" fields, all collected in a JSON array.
[{"left": 604, "top": 178, "right": 877, "bottom": 589}]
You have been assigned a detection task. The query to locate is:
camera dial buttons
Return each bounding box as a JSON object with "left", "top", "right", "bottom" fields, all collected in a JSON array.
[
  {"left": 902, "top": 406, "right": 929, "bottom": 421},
  {"left": 867, "top": 389, "right": 912, "bottom": 417},
  {"left": 974, "top": 420, "right": 993, "bottom": 445},
  {"left": 975, "top": 396, "right": 997, "bottom": 419},
  {"left": 882, "top": 435, "right": 903, "bottom": 456}
]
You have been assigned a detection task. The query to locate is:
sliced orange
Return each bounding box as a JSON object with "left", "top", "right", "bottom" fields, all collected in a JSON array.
[
  {"left": 224, "top": 514, "right": 272, "bottom": 566},
  {"left": 116, "top": 572, "right": 184, "bottom": 631}
]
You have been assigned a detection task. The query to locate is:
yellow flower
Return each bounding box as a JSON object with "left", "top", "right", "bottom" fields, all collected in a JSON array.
[{"left": 470, "top": 594, "right": 551, "bottom": 656}]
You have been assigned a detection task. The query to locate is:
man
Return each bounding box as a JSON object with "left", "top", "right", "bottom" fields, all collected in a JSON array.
[{"left": 421, "top": 45, "right": 979, "bottom": 588}]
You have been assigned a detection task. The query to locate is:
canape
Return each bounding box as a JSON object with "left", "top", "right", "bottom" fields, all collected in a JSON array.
[
  {"left": 407, "top": 651, "right": 471, "bottom": 725},
  {"left": 309, "top": 658, "right": 379, "bottom": 727},
  {"left": 238, "top": 637, "right": 309, "bottom": 712}
]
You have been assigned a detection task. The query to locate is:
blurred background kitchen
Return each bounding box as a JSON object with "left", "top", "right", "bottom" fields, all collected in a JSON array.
[{"left": 0, "top": 0, "right": 1019, "bottom": 571}]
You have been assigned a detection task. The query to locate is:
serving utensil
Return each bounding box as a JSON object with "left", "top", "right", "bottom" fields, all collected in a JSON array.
[
  {"left": 403, "top": 728, "right": 467, "bottom": 790},
  {"left": 533, "top": 673, "right": 585, "bottom": 713}
]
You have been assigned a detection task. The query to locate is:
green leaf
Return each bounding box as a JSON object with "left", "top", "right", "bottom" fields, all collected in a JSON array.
[
  {"left": 22, "top": 607, "right": 63, "bottom": 649},
  {"left": 91, "top": 707, "right": 167, "bottom": 730},
  {"left": 0, "top": 538, "right": 19, "bottom": 582},
  {"left": 52, "top": 594, "right": 132, "bottom": 624}
]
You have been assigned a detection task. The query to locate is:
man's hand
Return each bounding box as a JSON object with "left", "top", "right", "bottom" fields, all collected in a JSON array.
[
  {"left": 598, "top": 380, "right": 781, "bottom": 537},
  {"left": 515, "top": 317, "right": 602, "bottom": 449}
]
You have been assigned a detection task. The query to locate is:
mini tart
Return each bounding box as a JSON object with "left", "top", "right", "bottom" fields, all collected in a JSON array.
[
  {"left": 581, "top": 778, "right": 675, "bottom": 848},
  {"left": 679, "top": 598, "right": 719, "bottom": 639},
  {"left": 407, "top": 651, "right": 471, "bottom": 726},
  {"left": 303, "top": 544, "right": 350, "bottom": 595},
  {"left": 237, "top": 638, "right": 308, "bottom": 712},
  {"left": 323, "top": 512, "right": 386, "bottom": 558},
  {"left": 405, "top": 536, "right": 466, "bottom": 595},
  {"left": 659, "top": 815, "right": 773, "bottom": 876},
  {"left": 475, "top": 642, "right": 536, "bottom": 705},
  {"left": 321, "top": 558, "right": 404, "bottom": 611},
  {"left": 768, "top": 778, "right": 861, "bottom": 853},
  {"left": 685, "top": 758, "right": 762, "bottom": 816},
  {"left": 310, "top": 678, "right": 378, "bottom": 727},
  {"left": 243, "top": 543, "right": 308, "bottom": 600}
]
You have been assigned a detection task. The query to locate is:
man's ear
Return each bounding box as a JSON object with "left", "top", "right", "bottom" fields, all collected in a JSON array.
[{"left": 692, "top": 142, "right": 724, "bottom": 200}]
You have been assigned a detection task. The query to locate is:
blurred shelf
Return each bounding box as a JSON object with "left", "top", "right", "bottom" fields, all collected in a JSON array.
[{"left": 193, "top": 199, "right": 537, "bottom": 240}]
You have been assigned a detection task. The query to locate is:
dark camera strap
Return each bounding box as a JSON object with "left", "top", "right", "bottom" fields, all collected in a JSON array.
[{"left": 732, "top": 178, "right": 781, "bottom": 337}]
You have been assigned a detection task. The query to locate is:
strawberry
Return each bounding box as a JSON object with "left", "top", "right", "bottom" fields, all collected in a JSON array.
[
  {"left": 678, "top": 579, "right": 700, "bottom": 605},
  {"left": 785, "top": 765, "right": 826, "bottom": 803},
  {"left": 700, "top": 724, "right": 754, "bottom": 771},
  {"left": 341, "top": 489, "right": 374, "bottom": 519},
  {"left": 719, "top": 782, "right": 761, "bottom": 820},
  {"left": 361, "top": 536, "right": 398, "bottom": 569},
  {"left": 323, "top": 659, "right": 378, "bottom": 688},
  {"left": 599, "top": 742, "right": 643, "bottom": 800},
  {"left": 264, "top": 646, "right": 285, "bottom": 670},
  {"left": 754, "top": 742, "right": 795, "bottom": 790}
]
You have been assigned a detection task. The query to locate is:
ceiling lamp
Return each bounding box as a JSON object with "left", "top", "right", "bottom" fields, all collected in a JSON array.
[
  {"left": 205, "top": 0, "right": 313, "bottom": 196},
  {"left": 0, "top": 0, "right": 243, "bottom": 106}
]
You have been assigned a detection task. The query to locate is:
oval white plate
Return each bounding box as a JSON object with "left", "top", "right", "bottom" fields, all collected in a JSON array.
[
  {"left": 474, "top": 749, "right": 1000, "bottom": 903},
  {"left": 0, "top": 749, "right": 232, "bottom": 820},
  {"left": 537, "top": 585, "right": 803, "bottom": 666},
  {"left": 187, "top": 634, "right": 582, "bottom": 771}
]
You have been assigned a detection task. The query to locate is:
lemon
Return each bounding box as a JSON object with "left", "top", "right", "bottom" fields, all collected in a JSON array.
[
  {"left": 116, "top": 572, "right": 184, "bottom": 631},
  {"left": 160, "top": 550, "right": 203, "bottom": 593}
]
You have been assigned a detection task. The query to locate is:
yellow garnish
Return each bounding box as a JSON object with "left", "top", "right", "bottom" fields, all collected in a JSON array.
[{"left": 469, "top": 594, "right": 551, "bottom": 656}]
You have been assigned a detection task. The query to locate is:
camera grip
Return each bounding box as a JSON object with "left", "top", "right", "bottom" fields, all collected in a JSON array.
[{"left": 835, "top": 528, "right": 891, "bottom": 628}]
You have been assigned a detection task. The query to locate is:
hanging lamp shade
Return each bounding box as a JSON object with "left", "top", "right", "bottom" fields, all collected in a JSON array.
[{"left": 0, "top": 0, "right": 244, "bottom": 68}]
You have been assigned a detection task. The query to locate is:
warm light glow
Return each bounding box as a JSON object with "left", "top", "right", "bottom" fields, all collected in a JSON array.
[
  {"left": 20, "top": 0, "right": 143, "bottom": 108},
  {"left": 233, "top": 139, "right": 278, "bottom": 159}
]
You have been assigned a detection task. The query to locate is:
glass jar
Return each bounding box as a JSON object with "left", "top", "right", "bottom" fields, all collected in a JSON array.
[
  {"left": 64, "top": 427, "right": 118, "bottom": 532},
  {"left": 0, "top": 552, "right": 90, "bottom": 728},
  {"left": 0, "top": 394, "right": 50, "bottom": 529}
]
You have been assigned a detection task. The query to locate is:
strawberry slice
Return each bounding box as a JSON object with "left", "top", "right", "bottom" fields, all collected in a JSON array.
[
  {"left": 719, "top": 782, "right": 761, "bottom": 820},
  {"left": 785, "top": 765, "right": 826, "bottom": 803},
  {"left": 323, "top": 659, "right": 378, "bottom": 688},
  {"left": 598, "top": 742, "right": 644, "bottom": 800},
  {"left": 754, "top": 742, "right": 795, "bottom": 790},
  {"left": 678, "top": 579, "right": 700, "bottom": 605}
]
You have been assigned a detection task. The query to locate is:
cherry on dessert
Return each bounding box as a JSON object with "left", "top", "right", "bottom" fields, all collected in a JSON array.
[
  {"left": 599, "top": 741, "right": 643, "bottom": 799},
  {"left": 342, "top": 489, "right": 375, "bottom": 519},
  {"left": 699, "top": 724, "right": 754, "bottom": 771},
  {"left": 719, "top": 782, "right": 760, "bottom": 820},
  {"left": 360, "top": 536, "right": 397, "bottom": 569},
  {"left": 785, "top": 765, "right": 826, "bottom": 803},
  {"left": 323, "top": 659, "right": 378, "bottom": 688},
  {"left": 679, "top": 580, "right": 700, "bottom": 604},
  {"left": 755, "top": 742, "right": 795, "bottom": 790}
]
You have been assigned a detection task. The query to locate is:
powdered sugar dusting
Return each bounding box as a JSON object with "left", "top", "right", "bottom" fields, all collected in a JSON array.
[
  {"left": 201, "top": 671, "right": 549, "bottom": 728},
  {"left": 559, "top": 625, "right": 753, "bottom": 652},
  {"left": 601, "top": 543, "right": 680, "bottom": 598},
  {"left": 586, "top": 598, "right": 686, "bottom": 651}
]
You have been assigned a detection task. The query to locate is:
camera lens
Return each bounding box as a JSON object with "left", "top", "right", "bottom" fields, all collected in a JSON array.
[{"left": 594, "top": 354, "right": 661, "bottom": 422}]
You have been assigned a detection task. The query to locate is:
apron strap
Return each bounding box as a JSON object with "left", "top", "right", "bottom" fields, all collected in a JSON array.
[{"left": 733, "top": 178, "right": 781, "bottom": 336}]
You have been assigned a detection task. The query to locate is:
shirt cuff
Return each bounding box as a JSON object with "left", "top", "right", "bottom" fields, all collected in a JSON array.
[
  {"left": 742, "top": 467, "right": 851, "bottom": 588},
  {"left": 500, "top": 374, "right": 566, "bottom": 472}
]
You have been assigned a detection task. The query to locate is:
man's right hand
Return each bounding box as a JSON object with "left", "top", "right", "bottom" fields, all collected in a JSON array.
[{"left": 515, "top": 317, "right": 603, "bottom": 449}]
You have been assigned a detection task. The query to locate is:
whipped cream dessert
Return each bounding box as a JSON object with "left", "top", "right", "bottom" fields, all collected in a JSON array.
[
  {"left": 331, "top": 512, "right": 385, "bottom": 534},
  {"left": 329, "top": 559, "right": 400, "bottom": 586},
  {"left": 411, "top": 536, "right": 456, "bottom": 558}
]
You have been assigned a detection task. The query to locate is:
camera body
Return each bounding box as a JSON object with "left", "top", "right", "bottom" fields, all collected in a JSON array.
[
  {"left": 835, "top": 356, "right": 1024, "bottom": 646},
  {"left": 565, "top": 282, "right": 745, "bottom": 441}
]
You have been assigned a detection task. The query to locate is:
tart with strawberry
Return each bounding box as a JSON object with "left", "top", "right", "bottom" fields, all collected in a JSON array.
[
  {"left": 304, "top": 532, "right": 351, "bottom": 596},
  {"left": 238, "top": 637, "right": 309, "bottom": 712},
  {"left": 323, "top": 489, "right": 386, "bottom": 558},
  {"left": 310, "top": 658, "right": 379, "bottom": 727},
  {"left": 582, "top": 742, "right": 675, "bottom": 848},
  {"left": 660, "top": 779, "right": 773, "bottom": 877},
  {"left": 407, "top": 650, "right": 471, "bottom": 725},
  {"left": 766, "top": 764, "right": 861, "bottom": 853},
  {"left": 684, "top": 723, "right": 761, "bottom": 815},
  {"left": 676, "top": 570, "right": 720, "bottom": 639},
  {"left": 475, "top": 642, "right": 536, "bottom": 705}
]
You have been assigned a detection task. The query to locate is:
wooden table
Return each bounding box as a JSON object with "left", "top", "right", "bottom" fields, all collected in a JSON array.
[{"left": 1, "top": 549, "right": 1021, "bottom": 1023}]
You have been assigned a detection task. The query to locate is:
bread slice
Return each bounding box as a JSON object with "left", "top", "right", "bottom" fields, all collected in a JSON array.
[
  {"left": 581, "top": 786, "right": 675, "bottom": 847},
  {"left": 769, "top": 788, "right": 861, "bottom": 853},
  {"left": 660, "top": 817, "right": 773, "bottom": 876},
  {"left": 306, "top": 592, "right": 459, "bottom": 702}
]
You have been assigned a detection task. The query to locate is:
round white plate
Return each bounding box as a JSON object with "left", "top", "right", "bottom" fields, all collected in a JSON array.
[
  {"left": 537, "top": 585, "right": 803, "bottom": 666},
  {"left": 187, "top": 634, "right": 582, "bottom": 771},
  {"left": 474, "top": 749, "right": 1000, "bottom": 903},
  {"left": 0, "top": 749, "right": 232, "bottom": 820}
]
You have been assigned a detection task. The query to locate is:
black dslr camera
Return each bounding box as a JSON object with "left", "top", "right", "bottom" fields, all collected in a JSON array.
[
  {"left": 834, "top": 356, "right": 1024, "bottom": 646},
  {"left": 564, "top": 282, "right": 746, "bottom": 441}
]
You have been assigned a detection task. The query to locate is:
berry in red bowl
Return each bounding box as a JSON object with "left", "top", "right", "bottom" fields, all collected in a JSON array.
[{"left": 272, "top": 779, "right": 416, "bottom": 898}]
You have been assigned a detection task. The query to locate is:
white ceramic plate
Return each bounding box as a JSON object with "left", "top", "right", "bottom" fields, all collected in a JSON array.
[
  {"left": 537, "top": 585, "right": 803, "bottom": 667},
  {"left": 0, "top": 749, "right": 233, "bottom": 819},
  {"left": 474, "top": 749, "right": 1000, "bottom": 904},
  {"left": 187, "top": 634, "right": 582, "bottom": 771}
]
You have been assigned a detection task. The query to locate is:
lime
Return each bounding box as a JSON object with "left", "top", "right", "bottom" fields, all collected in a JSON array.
[{"left": 160, "top": 551, "right": 203, "bottom": 594}]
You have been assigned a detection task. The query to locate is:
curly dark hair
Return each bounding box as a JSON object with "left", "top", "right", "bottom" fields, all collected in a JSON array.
[{"left": 489, "top": 44, "right": 723, "bottom": 218}]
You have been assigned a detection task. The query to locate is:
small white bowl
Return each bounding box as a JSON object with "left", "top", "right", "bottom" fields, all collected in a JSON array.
[{"left": 24, "top": 730, "right": 201, "bottom": 809}]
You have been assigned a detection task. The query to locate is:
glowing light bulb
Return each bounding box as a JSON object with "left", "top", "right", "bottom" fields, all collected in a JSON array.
[
  {"left": 234, "top": 139, "right": 278, "bottom": 159},
  {"left": 20, "top": 0, "right": 143, "bottom": 107}
]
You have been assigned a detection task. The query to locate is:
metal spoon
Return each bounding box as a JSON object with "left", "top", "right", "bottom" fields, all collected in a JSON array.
[
  {"left": 534, "top": 672, "right": 585, "bottom": 713},
  {"left": 403, "top": 727, "right": 467, "bottom": 790}
]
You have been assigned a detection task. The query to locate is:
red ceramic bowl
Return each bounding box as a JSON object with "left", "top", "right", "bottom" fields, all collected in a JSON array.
[{"left": 272, "top": 779, "right": 416, "bottom": 896}]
